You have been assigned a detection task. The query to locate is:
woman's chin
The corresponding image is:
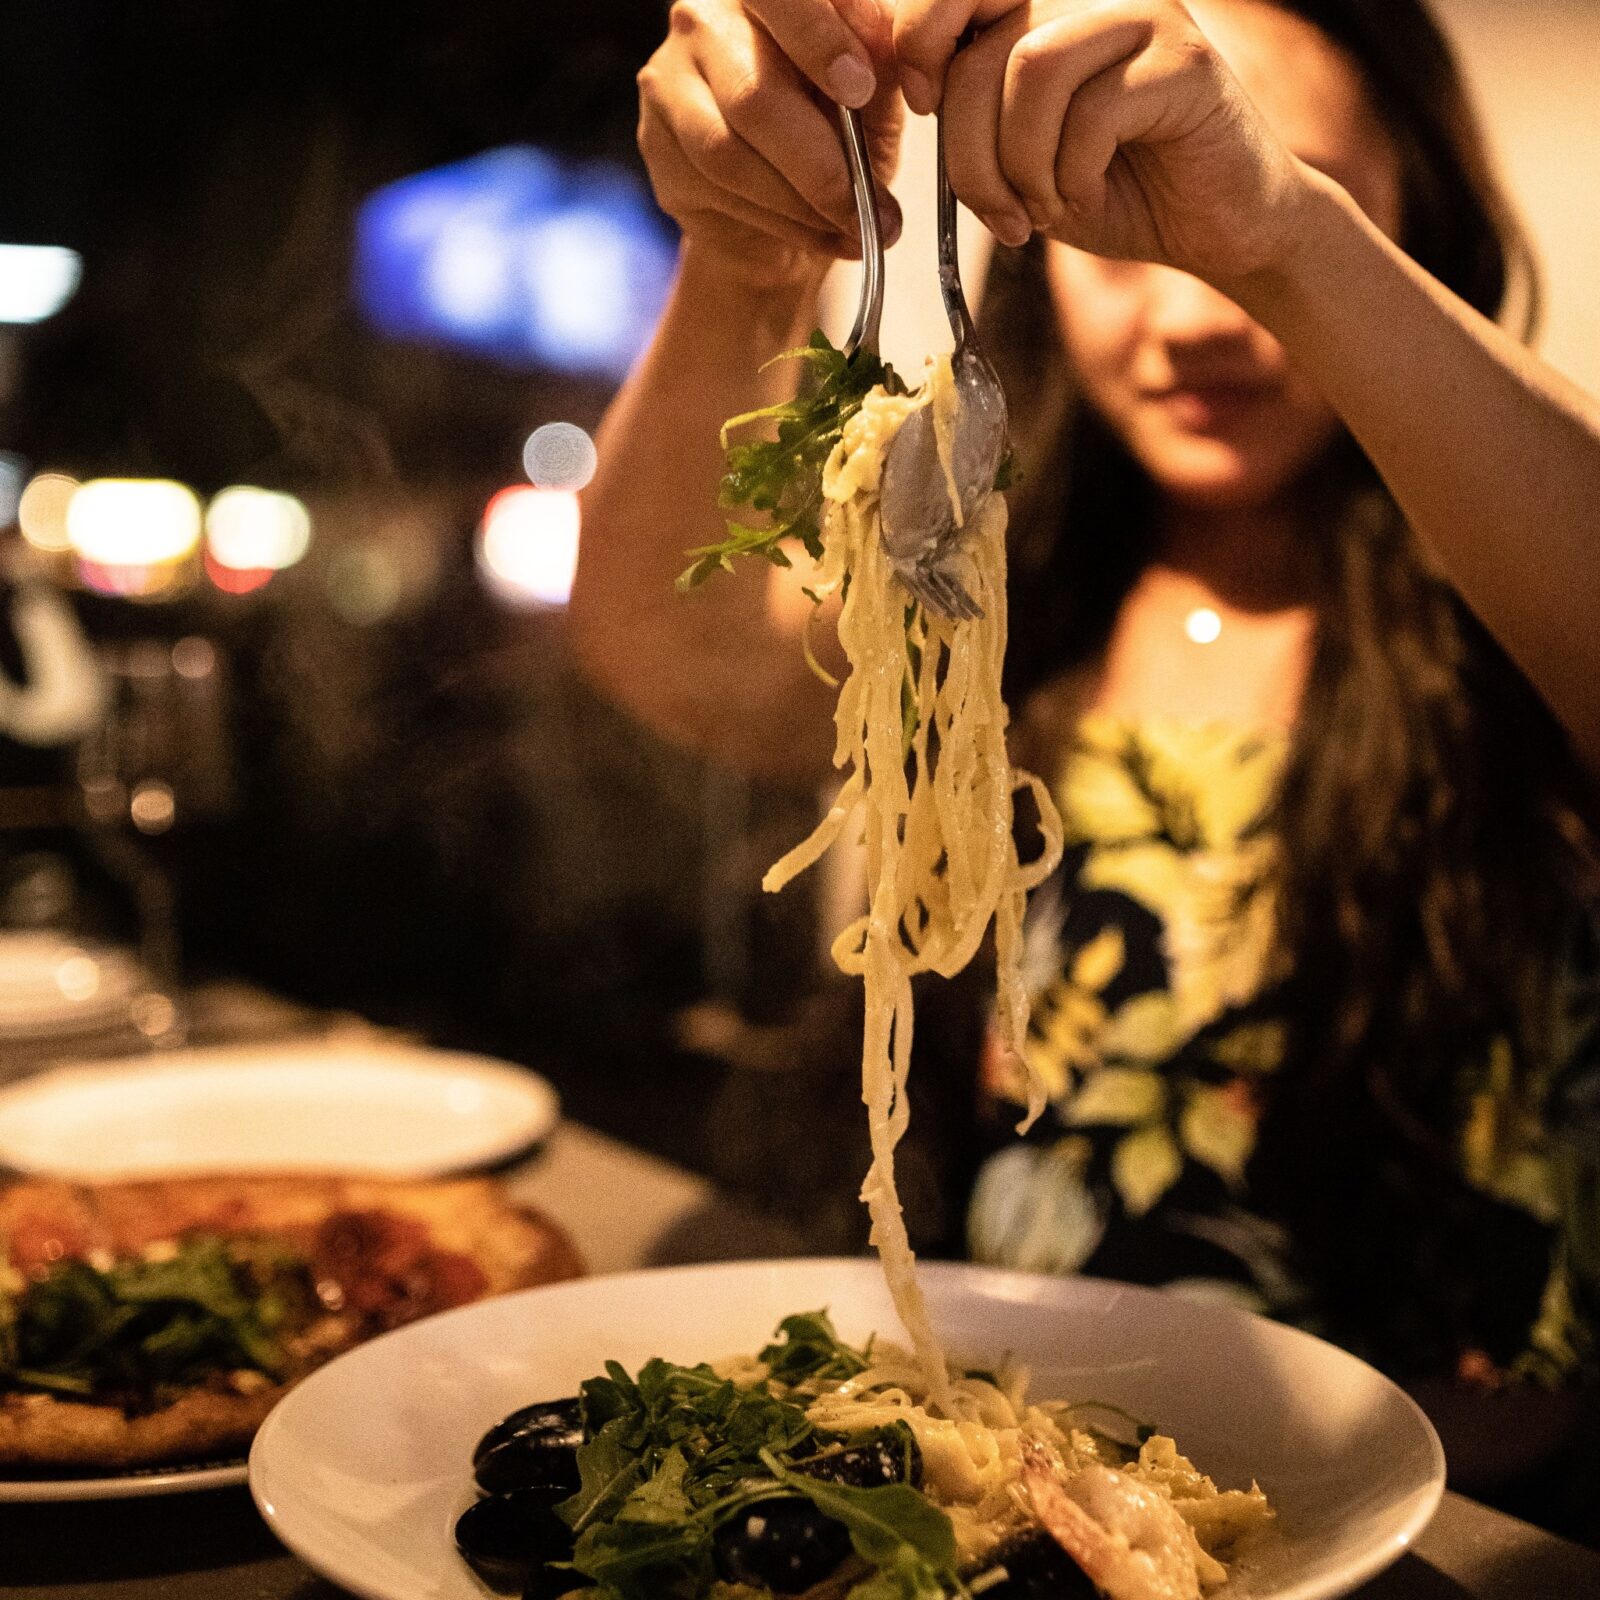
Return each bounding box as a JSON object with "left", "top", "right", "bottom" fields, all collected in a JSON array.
[{"left": 1140, "top": 439, "right": 1306, "bottom": 511}]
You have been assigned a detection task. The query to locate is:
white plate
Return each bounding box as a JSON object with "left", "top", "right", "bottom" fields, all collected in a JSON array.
[
  {"left": 250, "top": 1258, "right": 1445, "bottom": 1600},
  {"left": 0, "top": 1458, "right": 246, "bottom": 1503},
  {"left": 0, "top": 1043, "right": 559, "bottom": 1179},
  {"left": 0, "top": 932, "right": 147, "bottom": 1039}
]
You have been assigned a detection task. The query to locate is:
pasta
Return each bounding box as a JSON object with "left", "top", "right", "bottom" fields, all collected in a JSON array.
[
  {"left": 752, "top": 1329, "right": 1274, "bottom": 1584},
  {"left": 762, "top": 355, "right": 1065, "bottom": 1404}
]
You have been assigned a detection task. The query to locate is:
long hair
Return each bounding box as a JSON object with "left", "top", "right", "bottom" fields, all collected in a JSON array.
[{"left": 978, "top": 0, "right": 1595, "bottom": 1371}]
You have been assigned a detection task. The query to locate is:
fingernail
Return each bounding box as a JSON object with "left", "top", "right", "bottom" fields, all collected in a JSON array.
[
  {"left": 827, "top": 53, "right": 877, "bottom": 109},
  {"left": 990, "top": 212, "right": 1032, "bottom": 248}
]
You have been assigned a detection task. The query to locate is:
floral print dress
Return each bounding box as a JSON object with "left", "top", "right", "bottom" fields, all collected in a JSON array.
[{"left": 966, "top": 714, "right": 1600, "bottom": 1388}]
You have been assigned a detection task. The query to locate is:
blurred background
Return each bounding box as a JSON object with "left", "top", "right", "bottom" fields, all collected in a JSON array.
[{"left": 0, "top": 0, "right": 1594, "bottom": 1228}]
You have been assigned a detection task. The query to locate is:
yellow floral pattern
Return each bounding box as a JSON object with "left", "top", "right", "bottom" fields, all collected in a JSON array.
[
  {"left": 967, "top": 715, "right": 1599, "bottom": 1392},
  {"left": 970, "top": 718, "right": 1293, "bottom": 1284},
  {"left": 1028, "top": 718, "right": 1286, "bottom": 1220}
]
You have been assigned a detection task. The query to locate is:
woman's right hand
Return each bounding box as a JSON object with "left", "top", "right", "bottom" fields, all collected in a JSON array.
[{"left": 637, "top": 0, "right": 905, "bottom": 288}]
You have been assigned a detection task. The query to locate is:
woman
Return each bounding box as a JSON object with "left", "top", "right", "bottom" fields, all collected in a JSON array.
[{"left": 569, "top": 0, "right": 1600, "bottom": 1524}]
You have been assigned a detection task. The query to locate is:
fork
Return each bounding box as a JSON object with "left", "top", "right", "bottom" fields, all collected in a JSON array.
[
  {"left": 876, "top": 108, "right": 1009, "bottom": 622},
  {"left": 836, "top": 106, "right": 887, "bottom": 366},
  {"left": 838, "top": 109, "right": 974, "bottom": 625},
  {"left": 837, "top": 108, "right": 1003, "bottom": 621}
]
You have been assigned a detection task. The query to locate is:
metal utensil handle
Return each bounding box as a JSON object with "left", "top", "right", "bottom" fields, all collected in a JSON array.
[
  {"left": 837, "top": 104, "right": 885, "bottom": 357},
  {"left": 935, "top": 109, "right": 977, "bottom": 353}
]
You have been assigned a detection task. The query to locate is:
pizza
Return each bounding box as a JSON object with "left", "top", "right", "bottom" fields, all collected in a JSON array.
[{"left": 0, "top": 1172, "right": 582, "bottom": 1472}]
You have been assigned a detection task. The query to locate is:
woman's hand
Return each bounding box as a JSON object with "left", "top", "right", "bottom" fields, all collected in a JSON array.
[
  {"left": 893, "top": 0, "right": 1315, "bottom": 286},
  {"left": 637, "top": 0, "right": 906, "bottom": 289}
]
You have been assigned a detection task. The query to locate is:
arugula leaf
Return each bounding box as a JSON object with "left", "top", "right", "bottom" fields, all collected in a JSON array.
[
  {"left": 679, "top": 329, "right": 905, "bottom": 592},
  {"left": 561, "top": 1417, "right": 648, "bottom": 1536},
  {"left": 113, "top": 1239, "right": 256, "bottom": 1323},
  {"left": 557, "top": 1319, "right": 971, "bottom": 1600},
  {"left": 759, "top": 1309, "right": 870, "bottom": 1386},
  {"left": 760, "top": 1449, "right": 958, "bottom": 1600},
  {"left": 0, "top": 1236, "right": 314, "bottom": 1400}
]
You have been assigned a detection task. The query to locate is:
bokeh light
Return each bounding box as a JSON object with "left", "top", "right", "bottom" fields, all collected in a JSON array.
[
  {"left": 326, "top": 542, "right": 405, "bottom": 625},
  {"left": 0, "top": 245, "right": 83, "bottom": 324},
  {"left": 17, "top": 472, "right": 78, "bottom": 552},
  {"left": 67, "top": 479, "right": 202, "bottom": 566},
  {"left": 171, "top": 637, "right": 217, "bottom": 679},
  {"left": 522, "top": 422, "right": 597, "bottom": 491},
  {"left": 355, "top": 145, "right": 675, "bottom": 379},
  {"left": 1184, "top": 607, "right": 1223, "bottom": 645},
  {"left": 130, "top": 780, "right": 177, "bottom": 835},
  {"left": 205, "top": 486, "right": 312, "bottom": 571},
  {"left": 76, "top": 559, "right": 188, "bottom": 600},
  {"left": 477, "top": 486, "right": 581, "bottom": 608},
  {"left": 203, "top": 551, "right": 274, "bottom": 595}
]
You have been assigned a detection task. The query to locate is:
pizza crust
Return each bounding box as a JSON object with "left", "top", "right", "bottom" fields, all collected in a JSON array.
[
  {"left": 0, "top": 1382, "right": 285, "bottom": 1472},
  {"left": 0, "top": 1173, "right": 583, "bottom": 1471}
]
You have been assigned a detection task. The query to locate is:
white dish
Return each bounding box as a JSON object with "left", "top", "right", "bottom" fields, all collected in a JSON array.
[
  {"left": 250, "top": 1257, "right": 1445, "bottom": 1600},
  {"left": 0, "top": 1458, "right": 246, "bottom": 1503},
  {"left": 0, "top": 932, "right": 147, "bottom": 1039},
  {"left": 0, "top": 1043, "right": 559, "bottom": 1179}
]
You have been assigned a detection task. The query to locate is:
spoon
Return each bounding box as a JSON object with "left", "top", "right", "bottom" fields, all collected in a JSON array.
[{"left": 877, "top": 110, "right": 1007, "bottom": 622}]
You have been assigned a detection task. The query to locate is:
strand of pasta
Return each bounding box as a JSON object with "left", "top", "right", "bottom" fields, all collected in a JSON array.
[{"left": 763, "top": 362, "right": 1064, "bottom": 1415}]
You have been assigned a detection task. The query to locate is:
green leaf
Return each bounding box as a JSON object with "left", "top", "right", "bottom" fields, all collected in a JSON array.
[
  {"left": 555, "top": 1319, "right": 964, "bottom": 1600},
  {"left": 618, "top": 1447, "right": 694, "bottom": 1524},
  {"left": 559, "top": 1417, "right": 647, "bottom": 1535},
  {"left": 759, "top": 1310, "right": 869, "bottom": 1385},
  {"left": 112, "top": 1238, "right": 252, "bottom": 1322},
  {"left": 2, "top": 1236, "right": 309, "bottom": 1400},
  {"left": 571, "top": 1452, "right": 713, "bottom": 1600},
  {"left": 682, "top": 330, "right": 904, "bottom": 593},
  {"left": 761, "top": 1450, "right": 956, "bottom": 1599}
]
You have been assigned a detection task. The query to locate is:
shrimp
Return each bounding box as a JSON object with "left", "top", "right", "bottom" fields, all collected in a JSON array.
[{"left": 1020, "top": 1440, "right": 1226, "bottom": 1600}]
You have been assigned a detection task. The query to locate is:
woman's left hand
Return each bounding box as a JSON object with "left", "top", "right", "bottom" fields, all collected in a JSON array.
[{"left": 893, "top": 0, "right": 1316, "bottom": 286}]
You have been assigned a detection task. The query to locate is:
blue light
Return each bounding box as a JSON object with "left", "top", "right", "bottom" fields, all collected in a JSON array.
[{"left": 355, "top": 146, "right": 678, "bottom": 380}]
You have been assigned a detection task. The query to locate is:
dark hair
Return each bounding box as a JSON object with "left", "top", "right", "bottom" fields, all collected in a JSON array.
[{"left": 978, "top": 0, "right": 1594, "bottom": 1372}]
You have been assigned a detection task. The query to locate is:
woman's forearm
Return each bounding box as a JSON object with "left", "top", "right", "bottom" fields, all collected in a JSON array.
[
  {"left": 569, "top": 243, "right": 838, "bottom": 779},
  {"left": 1235, "top": 171, "right": 1600, "bottom": 770}
]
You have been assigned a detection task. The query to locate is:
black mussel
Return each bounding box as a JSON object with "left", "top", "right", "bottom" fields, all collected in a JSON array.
[
  {"left": 797, "top": 1430, "right": 922, "bottom": 1490},
  {"left": 455, "top": 1489, "right": 575, "bottom": 1592},
  {"left": 713, "top": 1496, "right": 853, "bottom": 1594},
  {"left": 473, "top": 1398, "right": 584, "bottom": 1466},
  {"left": 966, "top": 1530, "right": 1098, "bottom": 1599},
  {"left": 474, "top": 1399, "right": 586, "bottom": 1494},
  {"left": 523, "top": 1558, "right": 587, "bottom": 1600}
]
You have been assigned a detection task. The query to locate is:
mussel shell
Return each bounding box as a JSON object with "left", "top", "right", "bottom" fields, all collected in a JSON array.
[
  {"left": 713, "top": 1496, "right": 853, "bottom": 1594},
  {"left": 965, "top": 1529, "right": 1097, "bottom": 1599},
  {"left": 475, "top": 1430, "right": 584, "bottom": 1496},
  {"left": 797, "top": 1431, "right": 922, "bottom": 1489},
  {"left": 454, "top": 1489, "right": 575, "bottom": 1591},
  {"left": 473, "top": 1398, "right": 584, "bottom": 1466},
  {"left": 523, "top": 1558, "right": 587, "bottom": 1600}
]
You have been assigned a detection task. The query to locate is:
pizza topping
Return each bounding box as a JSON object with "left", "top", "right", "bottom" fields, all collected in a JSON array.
[
  {"left": 0, "top": 1234, "right": 319, "bottom": 1408},
  {"left": 310, "top": 1208, "right": 488, "bottom": 1331}
]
